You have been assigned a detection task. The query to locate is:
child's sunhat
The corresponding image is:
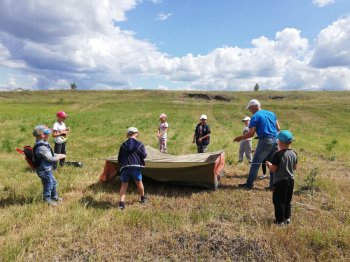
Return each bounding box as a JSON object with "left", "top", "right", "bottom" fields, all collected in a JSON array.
[
  {"left": 127, "top": 127, "right": 138, "bottom": 135},
  {"left": 57, "top": 111, "right": 68, "bottom": 118},
  {"left": 33, "top": 125, "right": 51, "bottom": 136},
  {"left": 159, "top": 113, "right": 167, "bottom": 118},
  {"left": 242, "top": 116, "right": 251, "bottom": 122},
  {"left": 200, "top": 114, "right": 207, "bottom": 120},
  {"left": 277, "top": 130, "right": 294, "bottom": 143}
]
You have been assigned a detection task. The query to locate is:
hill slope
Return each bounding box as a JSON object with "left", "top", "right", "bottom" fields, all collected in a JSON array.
[{"left": 0, "top": 90, "right": 349, "bottom": 261}]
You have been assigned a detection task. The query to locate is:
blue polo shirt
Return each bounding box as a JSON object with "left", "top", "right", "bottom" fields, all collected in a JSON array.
[{"left": 249, "top": 109, "right": 278, "bottom": 138}]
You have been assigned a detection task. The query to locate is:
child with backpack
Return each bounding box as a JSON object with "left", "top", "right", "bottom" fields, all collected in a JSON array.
[
  {"left": 52, "top": 111, "right": 69, "bottom": 168},
  {"left": 33, "top": 125, "right": 66, "bottom": 206}
]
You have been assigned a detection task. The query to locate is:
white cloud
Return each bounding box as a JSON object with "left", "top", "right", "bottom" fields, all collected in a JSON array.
[
  {"left": 311, "top": 16, "right": 350, "bottom": 68},
  {"left": 0, "top": 1, "right": 349, "bottom": 91},
  {"left": 156, "top": 12, "right": 172, "bottom": 21},
  {"left": 157, "top": 84, "right": 168, "bottom": 90},
  {"left": 149, "top": 0, "right": 162, "bottom": 4},
  {"left": 312, "top": 0, "right": 336, "bottom": 7}
]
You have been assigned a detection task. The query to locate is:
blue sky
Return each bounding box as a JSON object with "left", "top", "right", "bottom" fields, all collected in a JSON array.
[
  {"left": 0, "top": 0, "right": 350, "bottom": 91},
  {"left": 121, "top": 1, "right": 345, "bottom": 55}
]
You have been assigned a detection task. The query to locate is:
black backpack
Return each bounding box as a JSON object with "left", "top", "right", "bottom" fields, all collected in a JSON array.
[{"left": 18, "top": 143, "right": 54, "bottom": 170}]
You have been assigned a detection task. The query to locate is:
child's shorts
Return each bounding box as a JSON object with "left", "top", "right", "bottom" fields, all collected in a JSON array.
[{"left": 120, "top": 167, "right": 142, "bottom": 183}]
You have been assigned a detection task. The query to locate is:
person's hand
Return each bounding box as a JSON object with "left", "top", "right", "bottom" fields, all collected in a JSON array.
[
  {"left": 57, "top": 154, "right": 66, "bottom": 160},
  {"left": 266, "top": 161, "right": 271, "bottom": 169},
  {"left": 198, "top": 138, "right": 202, "bottom": 143},
  {"left": 233, "top": 136, "right": 241, "bottom": 142}
]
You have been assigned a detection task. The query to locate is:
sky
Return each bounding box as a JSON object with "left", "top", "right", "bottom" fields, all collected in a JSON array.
[{"left": 0, "top": 0, "right": 350, "bottom": 91}]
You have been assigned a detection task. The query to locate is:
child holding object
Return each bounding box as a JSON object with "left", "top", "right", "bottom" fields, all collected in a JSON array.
[
  {"left": 33, "top": 125, "right": 66, "bottom": 206},
  {"left": 238, "top": 116, "right": 252, "bottom": 163},
  {"left": 266, "top": 130, "right": 298, "bottom": 225},
  {"left": 52, "top": 111, "right": 69, "bottom": 168},
  {"left": 157, "top": 113, "right": 169, "bottom": 153},
  {"left": 118, "top": 127, "right": 148, "bottom": 210},
  {"left": 193, "top": 114, "right": 211, "bottom": 153}
]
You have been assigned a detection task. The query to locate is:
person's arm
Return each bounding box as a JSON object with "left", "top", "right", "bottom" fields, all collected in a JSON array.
[
  {"left": 293, "top": 163, "right": 297, "bottom": 170},
  {"left": 52, "top": 129, "right": 68, "bottom": 137},
  {"left": 276, "top": 120, "right": 281, "bottom": 132},
  {"left": 138, "top": 144, "right": 147, "bottom": 159},
  {"left": 158, "top": 127, "right": 168, "bottom": 137},
  {"left": 266, "top": 161, "right": 277, "bottom": 172},
  {"left": 234, "top": 127, "right": 256, "bottom": 142},
  {"left": 266, "top": 151, "right": 282, "bottom": 172},
  {"left": 38, "top": 147, "right": 65, "bottom": 162},
  {"left": 198, "top": 133, "right": 210, "bottom": 142}
]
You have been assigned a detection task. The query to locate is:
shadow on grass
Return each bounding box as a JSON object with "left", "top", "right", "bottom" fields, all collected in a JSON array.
[
  {"left": 79, "top": 196, "right": 114, "bottom": 209},
  {"left": 143, "top": 177, "right": 209, "bottom": 197},
  {"left": 219, "top": 184, "right": 266, "bottom": 192},
  {"left": 0, "top": 196, "right": 35, "bottom": 208},
  {"left": 87, "top": 176, "right": 210, "bottom": 198}
]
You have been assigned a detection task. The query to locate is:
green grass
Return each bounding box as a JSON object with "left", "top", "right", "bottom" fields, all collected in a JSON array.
[{"left": 0, "top": 90, "right": 350, "bottom": 261}]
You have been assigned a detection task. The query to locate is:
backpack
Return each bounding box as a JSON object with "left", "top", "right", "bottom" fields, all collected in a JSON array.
[{"left": 16, "top": 143, "right": 53, "bottom": 170}]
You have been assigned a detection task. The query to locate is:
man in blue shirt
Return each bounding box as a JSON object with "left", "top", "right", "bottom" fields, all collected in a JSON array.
[{"left": 233, "top": 99, "right": 280, "bottom": 190}]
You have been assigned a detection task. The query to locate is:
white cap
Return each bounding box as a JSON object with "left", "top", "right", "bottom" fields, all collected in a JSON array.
[
  {"left": 159, "top": 113, "right": 167, "bottom": 118},
  {"left": 242, "top": 116, "right": 251, "bottom": 121},
  {"left": 200, "top": 114, "right": 207, "bottom": 120},
  {"left": 245, "top": 99, "right": 261, "bottom": 109},
  {"left": 127, "top": 127, "right": 138, "bottom": 134}
]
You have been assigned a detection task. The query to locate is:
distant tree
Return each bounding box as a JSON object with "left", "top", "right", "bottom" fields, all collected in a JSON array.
[
  {"left": 70, "top": 83, "right": 77, "bottom": 90},
  {"left": 254, "top": 83, "right": 259, "bottom": 92}
]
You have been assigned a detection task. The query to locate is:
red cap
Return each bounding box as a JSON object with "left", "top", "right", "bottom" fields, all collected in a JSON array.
[{"left": 56, "top": 111, "right": 68, "bottom": 118}]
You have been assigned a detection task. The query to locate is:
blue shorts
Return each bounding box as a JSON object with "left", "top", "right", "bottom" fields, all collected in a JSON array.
[{"left": 120, "top": 167, "right": 142, "bottom": 183}]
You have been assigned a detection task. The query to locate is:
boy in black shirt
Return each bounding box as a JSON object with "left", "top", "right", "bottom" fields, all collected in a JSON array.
[
  {"left": 193, "top": 114, "right": 211, "bottom": 153},
  {"left": 266, "top": 130, "right": 297, "bottom": 225}
]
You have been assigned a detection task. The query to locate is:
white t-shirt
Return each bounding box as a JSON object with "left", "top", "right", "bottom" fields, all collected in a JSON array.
[
  {"left": 53, "top": 121, "right": 67, "bottom": 144},
  {"left": 159, "top": 122, "right": 169, "bottom": 139},
  {"left": 242, "top": 126, "right": 252, "bottom": 141}
]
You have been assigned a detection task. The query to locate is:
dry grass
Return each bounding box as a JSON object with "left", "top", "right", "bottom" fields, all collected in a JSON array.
[{"left": 0, "top": 90, "right": 350, "bottom": 261}]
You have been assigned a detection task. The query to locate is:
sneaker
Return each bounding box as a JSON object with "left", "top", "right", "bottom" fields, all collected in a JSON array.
[
  {"left": 140, "top": 195, "right": 148, "bottom": 204},
  {"left": 53, "top": 197, "right": 63, "bottom": 202},
  {"left": 48, "top": 201, "right": 58, "bottom": 207},
  {"left": 118, "top": 201, "right": 125, "bottom": 210},
  {"left": 273, "top": 220, "right": 285, "bottom": 226},
  {"left": 285, "top": 218, "right": 291, "bottom": 225},
  {"left": 238, "top": 183, "right": 253, "bottom": 190},
  {"left": 259, "top": 174, "right": 267, "bottom": 179}
]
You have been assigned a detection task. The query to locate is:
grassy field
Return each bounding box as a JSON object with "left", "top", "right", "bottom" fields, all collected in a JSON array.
[{"left": 0, "top": 90, "right": 349, "bottom": 261}]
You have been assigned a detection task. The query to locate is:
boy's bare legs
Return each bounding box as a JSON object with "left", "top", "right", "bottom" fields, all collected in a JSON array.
[
  {"left": 119, "top": 182, "right": 129, "bottom": 202},
  {"left": 135, "top": 181, "right": 145, "bottom": 197},
  {"left": 135, "top": 181, "right": 148, "bottom": 203}
]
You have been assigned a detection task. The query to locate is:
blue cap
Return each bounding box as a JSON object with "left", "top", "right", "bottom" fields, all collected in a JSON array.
[
  {"left": 33, "top": 125, "right": 51, "bottom": 136},
  {"left": 277, "top": 130, "right": 294, "bottom": 143}
]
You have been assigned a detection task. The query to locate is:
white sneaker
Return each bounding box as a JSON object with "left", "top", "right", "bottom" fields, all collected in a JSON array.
[{"left": 260, "top": 174, "right": 267, "bottom": 179}]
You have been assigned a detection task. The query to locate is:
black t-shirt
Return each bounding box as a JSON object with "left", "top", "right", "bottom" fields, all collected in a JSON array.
[
  {"left": 271, "top": 149, "right": 298, "bottom": 184},
  {"left": 194, "top": 124, "right": 211, "bottom": 145}
]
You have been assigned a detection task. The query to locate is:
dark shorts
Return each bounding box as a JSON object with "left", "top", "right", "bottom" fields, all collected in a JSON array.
[{"left": 120, "top": 167, "right": 142, "bottom": 183}]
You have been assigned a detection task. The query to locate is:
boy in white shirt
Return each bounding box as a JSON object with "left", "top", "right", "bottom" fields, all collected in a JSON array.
[
  {"left": 238, "top": 116, "right": 252, "bottom": 163},
  {"left": 52, "top": 111, "right": 69, "bottom": 168}
]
